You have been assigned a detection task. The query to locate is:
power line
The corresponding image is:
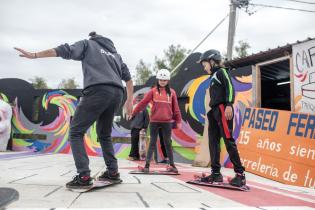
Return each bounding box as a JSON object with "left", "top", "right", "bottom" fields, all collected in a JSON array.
[
  {"left": 249, "top": 3, "right": 315, "bottom": 13},
  {"left": 280, "top": 0, "right": 315, "bottom": 5},
  {"left": 170, "top": 13, "right": 230, "bottom": 75}
]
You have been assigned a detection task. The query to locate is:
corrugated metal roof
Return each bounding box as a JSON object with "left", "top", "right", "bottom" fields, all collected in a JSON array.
[{"left": 226, "top": 37, "right": 315, "bottom": 68}]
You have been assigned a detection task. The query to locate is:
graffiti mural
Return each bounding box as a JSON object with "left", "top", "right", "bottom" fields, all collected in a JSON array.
[{"left": 0, "top": 53, "right": 252, "bottom": 165}]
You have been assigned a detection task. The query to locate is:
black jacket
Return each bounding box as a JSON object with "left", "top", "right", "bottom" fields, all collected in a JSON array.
[
  {"left": 130, "top": 109, "right": 149, "bottom": 129},
  {"left": 209, "top": 67, "right": 235, "bottom": 108}
]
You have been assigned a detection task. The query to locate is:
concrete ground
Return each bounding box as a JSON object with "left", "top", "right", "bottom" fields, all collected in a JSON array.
[{"left": 0, "top": 151, "right": 314, "bottom": 210}]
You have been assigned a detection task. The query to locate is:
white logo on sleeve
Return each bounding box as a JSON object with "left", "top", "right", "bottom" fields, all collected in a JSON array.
[{"left": 100, "top": 49, "right": 115, "bottom": 58}]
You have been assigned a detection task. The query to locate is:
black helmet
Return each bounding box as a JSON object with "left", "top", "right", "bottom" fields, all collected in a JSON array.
[{"left": 197, "top": 49, "right": 222, "bottom": 63}]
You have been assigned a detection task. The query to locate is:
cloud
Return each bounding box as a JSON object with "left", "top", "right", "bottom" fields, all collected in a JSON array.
[{"left": 1, "top": 0, "right": 315, "bottom": 88}]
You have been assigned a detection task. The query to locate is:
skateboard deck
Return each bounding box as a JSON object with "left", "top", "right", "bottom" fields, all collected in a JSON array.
[
  {"left": 129, "top": 166, "right": 180, "bottom": 175},
  {"left": 0, "top": 188, "right": 19, "bottom": 208},
  {"left": 187, "top": 173, "right": 250, "bottom": 191},
  {"left": 68, "top": 179, "right": 122, "bottom": 193},
  {"left": 129, "top": 170, "right": 180, "bottom": 175},
  {"left": 187, "top": 179, "right": 250, "bottom": 191}
]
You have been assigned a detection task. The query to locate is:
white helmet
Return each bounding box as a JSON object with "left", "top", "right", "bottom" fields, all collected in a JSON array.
[{"left": 156, "top": 69, "right": 171, "bottom": 80}]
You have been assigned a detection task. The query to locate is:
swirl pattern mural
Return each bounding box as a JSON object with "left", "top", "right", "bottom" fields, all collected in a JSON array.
[{"left": 0, "top": 54, "right": 253, "bottom": 164}]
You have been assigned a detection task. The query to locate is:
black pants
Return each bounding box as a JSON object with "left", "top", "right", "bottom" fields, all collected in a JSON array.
[
  {"left": 207, "top": 104, "right": 244, "bottom": 174},
  {"left": 146, "top": 122, "right": 174, "bottom": 166},
  {"left": 129, "top": 128, "right": 141, "bottom": 159},
  {"left": 159, "top": 127, "right": 168, "bottom": 158},
  {"left": 69, "top": 85, "right": 123, "bottom": 176}
]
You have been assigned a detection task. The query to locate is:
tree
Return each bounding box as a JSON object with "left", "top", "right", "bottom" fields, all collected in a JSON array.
[
  {"left": 134, "top": 44, "right": 190, "bottom": 85},
  {"left": 154, "top": 56, "right": 168, "bottom": 71},
  {"left": 58, "top": 78, "right": 79, "bottom": 89},
  {"left": 154, "top": 44, "right": 190, "bottom": 71},
  {"left": 234, "top": 40, "right": 251, "bottom": 58},
  {"left": 29, "top": 76, "right": 49, "bottom": 89},
  {"left": 135, "top": 59, "right": 153, "bottom": 85}
]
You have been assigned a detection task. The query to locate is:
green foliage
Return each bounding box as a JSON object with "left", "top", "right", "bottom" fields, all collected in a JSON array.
[
  {"left": 29, "top": 76, "right": 49, "bottom": 89},
  {"left": 135, "top": 59, "right": 153, "bottom": 85},
  {"left": 234, "top": 40, "right": 251, "bottom": 58},
  {"left": 135, "top": 44, "right": 190, "bottom": 85},
  {"left": 58, "top": 78, "right": 79, "bottom": 89}
]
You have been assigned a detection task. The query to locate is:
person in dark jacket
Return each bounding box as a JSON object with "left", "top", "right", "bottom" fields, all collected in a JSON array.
[
  {"left": 14, "top": 32, "right": 134, "bottom": 189},
  {"left": 128, "top": 94, "right": 149, "bottom": 161},
  {"left": 197, "top": 49, "right": 245, "bottom": 187}
]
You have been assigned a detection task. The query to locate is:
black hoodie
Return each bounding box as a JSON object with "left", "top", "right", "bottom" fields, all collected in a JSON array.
[
  {"left": 54, "top": 34, "right": 131, "bottom": 90},
  {"left": 209, "top": 66, "right": 235, "bottom": 108}
]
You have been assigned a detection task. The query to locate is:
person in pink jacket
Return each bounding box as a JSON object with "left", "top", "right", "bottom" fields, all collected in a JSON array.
[{"left": 131, "top": 69, "right": 182, "bottom": 173}]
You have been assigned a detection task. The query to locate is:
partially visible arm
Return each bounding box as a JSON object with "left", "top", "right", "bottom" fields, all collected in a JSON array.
[
  {"left": 124, "top": 80, "right": 134, "bottom": 117},
  {"left": 219, "top": 68, "right": 235, "bottom": 106},
  {"left": 15, "top": 40, "right": 88, "bottom": 61},
  {"left": 132, "top": 90, "right": 153, "bottom": 117},
  {"left": 120, "top": 58, "right": 133, "bottom": 118},
  {"left": 14, "top": 48, "right": 57, "bottom": 59},
  {"left": 218, "top": 69, "right": 235, "bottom": 120},
  {"left": 172, "top": 90, "right": 182, "bottom": 125}
]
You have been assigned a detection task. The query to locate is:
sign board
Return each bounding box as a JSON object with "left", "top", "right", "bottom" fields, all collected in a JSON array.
[
  {"left": 238, "top": 107, "right": 315, "bottom": 188},
  {"left": 293, "top": 39, "right": 315, "bottom": 114}
]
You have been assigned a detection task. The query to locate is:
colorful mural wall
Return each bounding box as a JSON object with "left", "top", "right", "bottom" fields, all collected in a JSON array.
[{"left": 0, "top": 53, "right": 252, "bottom": 165}]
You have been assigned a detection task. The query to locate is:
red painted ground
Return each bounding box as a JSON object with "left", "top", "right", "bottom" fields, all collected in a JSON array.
[{"left": 123, "top": 161, "right": 315, "bottom": 208}]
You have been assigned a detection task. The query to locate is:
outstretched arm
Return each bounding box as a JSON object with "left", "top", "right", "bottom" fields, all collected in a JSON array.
[{"left": 14, "top": 47, "right": 57, "bottom": 59}]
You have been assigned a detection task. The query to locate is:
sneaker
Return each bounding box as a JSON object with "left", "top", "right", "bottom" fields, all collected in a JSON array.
[
  {"left": 158, "top": 159, "right": 169, "bottom": 164},
  {"left": 98, "top": 170, "right": 120, "bottom": 181},
  {"left": 143, "top": 167, "right": 149, "bottom": 173},
  {"left": 200, "top": 172, "right": 223, "bottom": 183},
  {"left": 127, "top": 156, "right": 139, "bottom": 161},
  {"left": 166, "top": 165, "right": 178, "bottom": 173},
  {"left": 66, "top": 175, "right": 93, "bottom": 189},
  {"left": 229, "top": 173, "right": 246, "bottom": 187}
]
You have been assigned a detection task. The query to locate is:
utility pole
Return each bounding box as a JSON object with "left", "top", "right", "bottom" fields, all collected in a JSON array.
[
  {"left": 227, "top": 0, "right": 249, "bottom": 60},
  {"left": 227, "top": 0, "right": 237, "bottom": 61}
]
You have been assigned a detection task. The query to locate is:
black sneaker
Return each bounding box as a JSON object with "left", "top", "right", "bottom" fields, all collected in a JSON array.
[
  {"left": 229, "top": 173, "right": 246, "bottom": 187},
  {"left": 200, "top": 172, "right": 223, "bottom": 183},
  {"left": 98, "top": 170, "right": 120, "bottom": 181},
  {"left": 66, "top": 175, "right": 93, "bottom": 189},
  {"left": 158, "top": 159, "right": 169, "bottom": 164},
  {"left": 166, "top": 165, "right": 178, "bottom": 173}
]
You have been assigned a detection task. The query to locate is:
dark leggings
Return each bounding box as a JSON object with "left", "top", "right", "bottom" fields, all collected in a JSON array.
[
  {"left": 159, "top": 127, "right": 168, "bottom": 158},
  {"left": 146, "top": 122, "right": 174, "bottom": 166}
]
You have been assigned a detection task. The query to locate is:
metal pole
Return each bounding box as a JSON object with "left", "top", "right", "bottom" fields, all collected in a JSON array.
[{"left": 227, "top": 0, "right": 237, "bottom": 60}]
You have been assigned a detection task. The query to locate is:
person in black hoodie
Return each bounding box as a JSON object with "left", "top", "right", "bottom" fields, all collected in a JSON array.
[
  {"left": 14, "top": 32, "right": 134, "bottom": 189},
  {"left": 197, "top": 49, "right": 246, "bottom": 187},
  {"left": 128, "top": 94, "right": 149, "bottom": 161}
]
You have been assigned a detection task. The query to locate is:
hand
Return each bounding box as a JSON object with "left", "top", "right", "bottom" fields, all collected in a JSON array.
[
  {"left": 124, "top": 99, "right": 133, "bottom": 116},
  {"left": 14, "top": 47, "right": 36, "bottom": 59},
  {"left": 176, "top": 123, "right": 182, "bottom": 130},
  {"left": 127, "top": 115, "right": 133, "bottom": 121},
  {"left": 225, "top": 105, "right": 233, "bottom": 120}
]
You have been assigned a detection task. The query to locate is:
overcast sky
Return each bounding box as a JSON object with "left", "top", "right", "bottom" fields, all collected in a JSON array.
[{"left": 1, "top": 0, "right": 315, "bottom": 88}]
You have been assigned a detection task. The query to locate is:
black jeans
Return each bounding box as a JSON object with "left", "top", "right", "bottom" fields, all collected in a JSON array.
[
  {"left": 159, "top": 127, "right": 168, "bottom": 158},
  {"left": 207, "top": 104, "right": 245, "bottom": 174},
  {"left": 146, "top": 122, "right": 174, "bottom": 166},
  {"left": 69, "top": 85, "right": 123, "bottom": 176},
  {"left": 129, "top": 128, "right": 141, "bottom": 159}
]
